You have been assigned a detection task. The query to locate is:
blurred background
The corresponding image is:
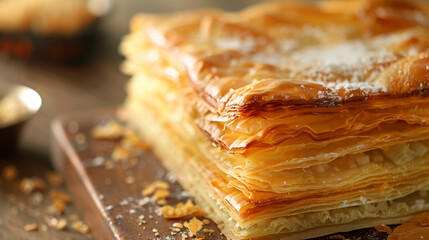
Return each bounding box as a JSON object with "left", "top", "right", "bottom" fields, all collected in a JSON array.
[
  {"left": 0, "top": 1, "right": 267, "bottom": 239},
  {"left": 0, "top": 0, "right": 266, "bottom": 159},
  {"left": 101, "top": 0, "right": 267, "bottom": 53}
]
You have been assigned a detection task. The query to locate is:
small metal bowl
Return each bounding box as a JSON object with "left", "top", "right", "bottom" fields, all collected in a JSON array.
[{"left": 0, "top": 82, "right": 42, "bottom": 155}]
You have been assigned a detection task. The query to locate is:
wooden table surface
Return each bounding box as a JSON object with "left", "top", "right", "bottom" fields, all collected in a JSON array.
[{"left": 0, "top": 1, "right": 264, "bottom": 239}]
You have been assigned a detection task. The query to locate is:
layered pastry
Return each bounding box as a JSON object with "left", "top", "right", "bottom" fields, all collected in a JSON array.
[
  {"left": 0, "top": 0, "right": 97, "bottom": 61},
  {"left": 120, "top": 0, "right": 429, "bottom": 239}
]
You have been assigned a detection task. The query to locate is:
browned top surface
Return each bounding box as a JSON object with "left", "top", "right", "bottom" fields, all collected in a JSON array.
[{"left": 130, "top": 0, "right": 429, "bottom": 115}]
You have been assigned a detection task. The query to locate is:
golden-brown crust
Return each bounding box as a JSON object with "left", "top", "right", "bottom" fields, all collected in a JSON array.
[
  {"left": 123, "top": 0, "right": 429, "bottom": 157},
  {"left": 132, "top": 0, "right": 429, "bottom": 115},
  {"left": 121, "top": 2, "right": 429, "bottom": 238}
]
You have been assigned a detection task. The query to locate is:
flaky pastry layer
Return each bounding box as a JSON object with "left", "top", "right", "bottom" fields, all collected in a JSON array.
[
  {"left": 120, "top": 0, "right": 429, "bottom": 239},
  {"left": 121, "top": 0, "right": 429, "bottom": 163},
  {"left": 125, "top": 74, "right": 429, "bottom": 224},
  {"left": 124, "top": 95, "right": 429, "bottom": 239}
]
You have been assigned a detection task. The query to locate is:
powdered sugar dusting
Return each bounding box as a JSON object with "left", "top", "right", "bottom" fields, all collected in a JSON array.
[
  {"left": 291, "top": 41, "right": 377, "bottom": 68},
  {"left": 214, "top": 37, "right": 256, "bottom": 53},
  {"left": 209, "top": 22, "right": 421, "bottom": 101},
  {"left": 284, "top": 33, "right": 416, "bottom": 88}
]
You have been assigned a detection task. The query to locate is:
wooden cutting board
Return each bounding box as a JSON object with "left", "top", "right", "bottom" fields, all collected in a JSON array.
[{"left": 50, "top": 108, "right": 394, "bottom": 240}]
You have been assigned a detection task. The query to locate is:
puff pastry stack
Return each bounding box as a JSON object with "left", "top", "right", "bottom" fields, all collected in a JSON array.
[{"left": 121, "top": 0, "right": 429, "bottom": 239}]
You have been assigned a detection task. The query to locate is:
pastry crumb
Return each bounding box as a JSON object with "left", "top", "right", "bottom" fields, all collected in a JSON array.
[
  {"left": 173, "top": 222, "right": 184, "bottom": 228},
  {"left": 49, "top": 218, "right": 68, "bottom": 230},
  {"left": 152, "top": 189, "right": 170, "bottom": 201},
  {"left": 125, "top": 176, "right": 135, "bottom": 184},
  {"left": 20, "top": 178, "right": 46, "bottom": 194},
  {"left": 71, "top": 220, "right": 90, "bottom": 234},
  {"left": 50, "top": 199, "right": 66, "bottom": 215},
  {"left": 50, "top": 190, "right": 71, "bottom": 204},
  {"left": 137, "top": 215, "right": 147, "bottom": 225},
  {"left": 111, "top": 146, "right": 131, "bottom": 161},
  {"left": 138, "top": 197, "right": 151, "bottom": 206},
  {"left": 56, "top": 218, "right": 67, "bottom": 230},
  {"left": 91, "top": 120, "right": 124, "bottom": 140},
  {"left": 204, "top": 229, "right": 214, "bottom": 233},
  {"left": 46, "top": 172, "right": 63, "bottom": 187},
  {"left": 142, "top": 181, "right": 169, "bottom": 196},
  {"left": 184, "top": 217, "right": 203, "bottom": 236},
  {"left": 161, "top": 200, "right": 204, "bottom": 219},
  {"left": 157, "top": 199, "right": 167, "bottom": 205},
  {"left": 375, "top": 224, "right": 392, "bottom": 234},
  {"left": 142, "top": 185, "right": 156, "bottom": 196},
  {"left": 152, "top": 228, "right": 160, "bottom": 236},
  {"left": 24, "top": 223, "right": 38, "bottom": 232},
  {"left": 2, "top": 165, "right": 18, "bottom": 181}
]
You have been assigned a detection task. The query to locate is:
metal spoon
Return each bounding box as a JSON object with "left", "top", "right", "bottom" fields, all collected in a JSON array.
[{"left": 0, "top": 82, "right": 42, "bottom": 155}]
